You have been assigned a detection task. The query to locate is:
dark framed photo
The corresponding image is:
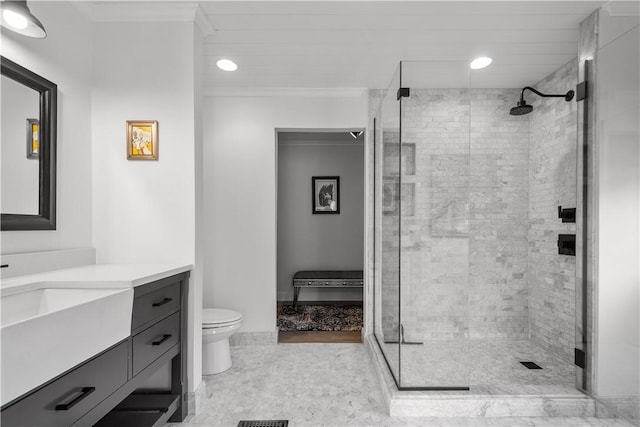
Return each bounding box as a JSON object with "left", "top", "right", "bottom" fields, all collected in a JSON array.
[{"left": 312, "top": 176, "right": 340, "bottom": 214}]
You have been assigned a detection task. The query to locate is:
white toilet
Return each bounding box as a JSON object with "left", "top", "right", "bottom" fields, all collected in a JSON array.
[{"left": 202, "top": 308, "right": 243, "bottom": 375}]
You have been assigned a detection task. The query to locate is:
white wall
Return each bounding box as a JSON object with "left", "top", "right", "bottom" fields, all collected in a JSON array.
[
  {"left": 1, "top": 2, "right": 93, "bottom": 254},
  {"left": 91, "top": 20, "right": 199, "bottom": 391},
  {"left": 595, "top": 11, "right": 640, "bottom": 399},
  {"left": 91, "top": 21, "right": 195, "bottom": 265},
  {"left": 277, "top": 140, "right": 364, "bottom": 302},
  {"left": 203, "top": 93, "right": 368, "bottom": 332}
]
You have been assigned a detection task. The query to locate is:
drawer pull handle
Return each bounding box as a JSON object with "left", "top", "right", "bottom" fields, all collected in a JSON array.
[
  {"left": 152, "top": 297, "right": 173, "bottom": 307},
  {"left": 55, "top": 387, "right": 95, "bottom": 411},
  {"left": 152, "top": 334, "right": 172, "bottom": 346}
]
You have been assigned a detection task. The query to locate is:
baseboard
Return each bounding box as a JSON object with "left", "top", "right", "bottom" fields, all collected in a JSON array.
[
  {"left": 594, "top": 395, "right": 640, "bottom": 424},
  {"left": 185, "top": 380, "right": 207, "bottom": 415},
  {"left": 364, "top": 334, "right": 394, "bottom": 412},
  {"left": 278, "top": 300, "right": 363, "bottom": 306},
  {"left": 229, "top": 332, "right": 278, "bottom": 346}
]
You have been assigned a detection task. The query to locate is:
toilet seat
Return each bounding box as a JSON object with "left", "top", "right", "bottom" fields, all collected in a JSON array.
[{"left": 202, "top": 308, "right": 242, "bottom": 328}]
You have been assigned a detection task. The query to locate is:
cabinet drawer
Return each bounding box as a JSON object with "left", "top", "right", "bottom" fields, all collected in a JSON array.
[
  {"left": 133, "top": 312, "right": 180, "bottom": 376},
  {"left": 1, "top": 341, "right": 128, "bottom": 427},
  {"left": 132, "top": 282, "right": 180, "bottom": 331}
]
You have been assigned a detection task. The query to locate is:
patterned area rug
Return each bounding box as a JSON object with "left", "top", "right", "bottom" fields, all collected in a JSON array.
[{"left": 277, "top": 305, "right": 363, "bottom": 332}]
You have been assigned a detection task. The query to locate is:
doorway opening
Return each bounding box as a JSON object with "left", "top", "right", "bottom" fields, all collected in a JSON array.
[{"left": 276, "top": 129, "right": 365, "bottom": 343}]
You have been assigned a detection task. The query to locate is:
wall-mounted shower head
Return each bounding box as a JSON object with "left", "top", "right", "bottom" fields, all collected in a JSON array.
[
  {"left": 510, "top": 86, "right": 574, "bottom": 116},
  {"left": 510, "top": 100, "right": 534, "bottom": 116}
]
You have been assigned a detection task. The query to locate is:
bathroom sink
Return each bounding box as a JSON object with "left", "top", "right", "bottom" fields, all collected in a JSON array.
[
  {"left": 1, "top": 288, "right": 126, "bottom": 326},
  {"left": 1, "top": 285, "right": 134, "bottom": 406}
]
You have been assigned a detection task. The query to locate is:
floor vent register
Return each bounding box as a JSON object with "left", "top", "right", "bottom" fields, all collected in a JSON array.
[
  {"left": 519, "top": 361, "right": 543, "bottom": 369},
  {"left": 237, "top": 421, "right": 289, "bottom": 427}
]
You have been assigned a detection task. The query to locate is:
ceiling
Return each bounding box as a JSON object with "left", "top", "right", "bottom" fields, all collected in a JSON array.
[
  {"left": 201, "top": 1, "right": 606, "bottom": 90},
  {"left": 79, "top": 1, "right": 608, "bottom": 91}
]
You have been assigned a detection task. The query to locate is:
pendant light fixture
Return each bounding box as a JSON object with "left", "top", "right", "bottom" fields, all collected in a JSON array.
[{"left": 1, "top": 0, "right": 46, "bottom": 38}]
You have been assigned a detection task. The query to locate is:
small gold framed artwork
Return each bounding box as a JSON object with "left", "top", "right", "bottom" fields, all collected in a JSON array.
[
  {"left": 126, "top": 120, "right": 158, "bottom": 160},
  {"left": 26, "top": 118, "right": 39, "bottom": 159}
]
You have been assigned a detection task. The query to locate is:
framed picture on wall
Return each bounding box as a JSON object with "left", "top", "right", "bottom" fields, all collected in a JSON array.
[
  {"left": 312, "top": 176, "right": 340, "bottom": 214},
  {"left": 126, "top": 120, "right": 158, "bottom": 160},
  {"left": 26, "top": 118, "right": 38, "bottom": 159}
]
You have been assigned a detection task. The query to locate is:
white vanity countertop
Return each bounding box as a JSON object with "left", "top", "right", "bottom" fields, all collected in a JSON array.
[{"left": 1, "top": 263, "right": 192, "bottom": 296}]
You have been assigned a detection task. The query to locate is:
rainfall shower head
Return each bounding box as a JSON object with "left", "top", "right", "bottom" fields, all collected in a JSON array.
[
  {"left": 510, "top": 100, "right": 534, "bottom": 116},
  {"left": 510, "top": 86, "right": 574, "bottom": 116}
]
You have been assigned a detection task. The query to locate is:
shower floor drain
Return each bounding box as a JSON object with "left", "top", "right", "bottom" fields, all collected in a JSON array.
[
  {"left": 237, "top": 421, "right": 289, "bottom": 427},
  {"left": 520, "top": 361, "right": 542, "bottom": 369}
]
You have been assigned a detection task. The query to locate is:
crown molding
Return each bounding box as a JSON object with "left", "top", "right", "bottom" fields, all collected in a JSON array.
[
  {"left": 73, "top": 1, "right": 215, "bottom": 35},
  {"left": 194, "top": 5, "right": 215, "bottom": 36},
  {"left": 204, "top": 86, "right": 368, "bottom": 98}
]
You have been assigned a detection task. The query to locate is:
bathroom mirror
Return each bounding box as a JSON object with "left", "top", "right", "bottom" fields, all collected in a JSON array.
[{"left": 1, "top": 56, "right": 57, "bottom": 230}]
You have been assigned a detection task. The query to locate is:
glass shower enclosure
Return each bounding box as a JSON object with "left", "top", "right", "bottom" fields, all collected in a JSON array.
[{"left": 373, "top": 60, "right": 579, "bottom": 393}]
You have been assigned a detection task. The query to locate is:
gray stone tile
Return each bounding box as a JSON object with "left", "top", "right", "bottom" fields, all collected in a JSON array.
[{"left": 167, "top": 344, "right": 633, "bottom": 427}]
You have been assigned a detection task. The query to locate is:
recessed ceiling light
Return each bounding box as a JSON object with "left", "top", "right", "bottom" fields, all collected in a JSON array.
[
  {"left": 469, "top": 57, "right": 493, "bottom": 70},
  {"left": 216, "top": 59, "right": 237, "bottom": 72}
]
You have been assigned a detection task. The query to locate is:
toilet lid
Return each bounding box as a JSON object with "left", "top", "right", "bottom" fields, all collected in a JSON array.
[{"left": 202, "top": 308, "right": 242, "bottom": 325}]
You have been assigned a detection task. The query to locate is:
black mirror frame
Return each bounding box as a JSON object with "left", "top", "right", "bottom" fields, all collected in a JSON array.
[{"left": 1, "top": 56, "right": 57, "bottom": 231}]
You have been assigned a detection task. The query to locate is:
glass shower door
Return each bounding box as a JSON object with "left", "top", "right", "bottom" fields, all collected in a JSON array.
[{"left": 398, "top": 61, "right": 471, "bottom": 389}]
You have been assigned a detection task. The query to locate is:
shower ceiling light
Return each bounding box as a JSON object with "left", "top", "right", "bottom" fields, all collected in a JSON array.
[
  {"left": 469, "top": 57, "right": 492, "bottom": 70},
  {"left": 349, "top": 131, "right": 363, "bottom": 139},
  {"left": 216, "top": 59, "right": 237, "bottom": 72},
  {"left": 1, "top": 0, "right": 46, "bottom": 38}
]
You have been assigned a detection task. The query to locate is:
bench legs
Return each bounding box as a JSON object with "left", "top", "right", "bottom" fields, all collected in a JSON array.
[{"left": 293, "top": 287, "right": 301, "bottom": 308}]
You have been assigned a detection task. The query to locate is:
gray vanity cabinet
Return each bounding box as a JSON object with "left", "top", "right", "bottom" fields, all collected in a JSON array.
[
  {"left": 132, "top": 281, "right": 181, "bottom": 331},
  {"left": 132, "top": 311, "right": 180, "bottom": 376},
  {"left": 0, "top": 341, "right": 129, "bottom": 426},
  {"left": 0, "top": 271, "right": 190, "bottom": 427}
]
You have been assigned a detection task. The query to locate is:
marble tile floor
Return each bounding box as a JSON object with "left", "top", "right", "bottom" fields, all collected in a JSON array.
[
  {"left": 380, "top": 339, "right": 577, "bottom": 394},
  {"left": 167, "top": 343, "right": 633, "bottom": 427}
]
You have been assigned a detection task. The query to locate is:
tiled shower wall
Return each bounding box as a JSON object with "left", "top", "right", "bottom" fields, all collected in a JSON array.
[
  {"left": 374, "top": 61, "right": 577, "bottom": 355},
  {"left": 377, "top": 88, "right": 530, "bottom": 341},
  {"left": 399, "top": 90, "right": 473, "bottom": 341},
  {"left": 528, "top": 60, "right": 578, "bottom": 364},
  {"left": 469, "top": 89, "right": 531, "bottom": 340}
]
